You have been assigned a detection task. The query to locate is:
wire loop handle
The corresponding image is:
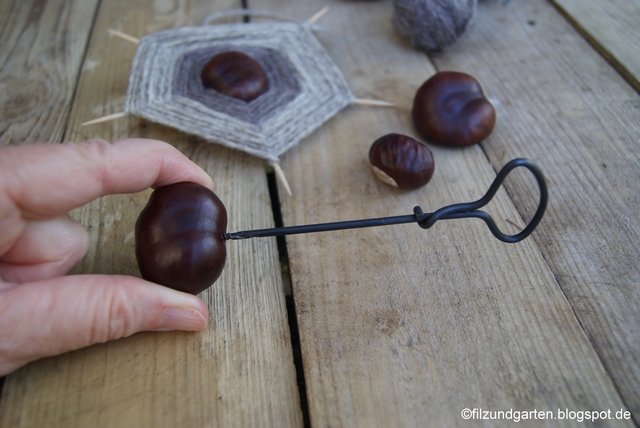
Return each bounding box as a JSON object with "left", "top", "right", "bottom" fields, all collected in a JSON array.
[
  {"left": 222, "top": 158, "right": 548, "bottom": 243},
  {"left": 413, "top": 158, "right": 548, "bottom": 243}
]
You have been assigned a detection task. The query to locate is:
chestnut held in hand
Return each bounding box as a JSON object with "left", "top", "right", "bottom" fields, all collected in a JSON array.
[
  {"left": 201, "top": 51, "right": 269, "bottom": 102},
  {"left": 369, "top": 133, "right": 435, "bottom": 190},
  {"left": 412, "top": 71, "right": 495, "bottom": 147},
  {"left": 135, "top": 182, "right": 227, "bottom": 295}
]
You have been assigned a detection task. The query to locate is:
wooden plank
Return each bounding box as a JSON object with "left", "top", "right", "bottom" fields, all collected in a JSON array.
[
  {"left": 431, "top": 0, "right": 640, "bottom": 422},
  {"left": 250, "top": 0, "right": 631, "bottom": 426},
  {"left": 0, "top": 1, "right": 303, "bottom": 427},
  {"left": 0, "top": 0, "right": 100, "bottom": 146},
  {"left": 551, "top": 0, "right": 640, "bottom": 93}
]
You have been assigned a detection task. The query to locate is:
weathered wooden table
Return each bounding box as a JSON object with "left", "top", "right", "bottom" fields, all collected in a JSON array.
[{"left": 1, "top": 0, "right": 639, "bottom": 426}]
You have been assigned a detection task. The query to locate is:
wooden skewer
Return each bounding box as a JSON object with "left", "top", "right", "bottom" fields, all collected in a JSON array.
[
  {"left": 107, "top": 29, "right": 140, "bottom": 45},
  {"left": 353, "top": 98, "right": 397, "bottom": 108},
  {"left": 81, "top": 112, "right": 127, "bottom": 127},
  {"left": 271, "top": 161, "right": 293, "bottom": 197},
  {"left": 306, "top": 6, "right": 329, "bottom": 25}
]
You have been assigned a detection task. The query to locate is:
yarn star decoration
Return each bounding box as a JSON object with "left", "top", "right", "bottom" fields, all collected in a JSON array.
[{"left": 82, "top": 8, "right": 394, "bottom": 194}]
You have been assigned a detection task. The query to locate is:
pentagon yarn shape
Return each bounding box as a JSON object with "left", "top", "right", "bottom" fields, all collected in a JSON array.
[{"left": 125, "top": 23, "right": 355, "bottom": 161}]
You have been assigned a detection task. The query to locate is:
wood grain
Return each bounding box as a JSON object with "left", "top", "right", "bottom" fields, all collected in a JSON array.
[
  {"left": 249, "top": 0, "right": 632, "bottom": 426},
  {"left": 0, "top": 0, "right": 100, "bottom": 146},
  {"left": 551, "top": 0, "right": 640, "bottom": 93},
  {"left": 431, "top": 0, "right": 640, "bottom": 422},
  {"left": 0, "top": 0, "right": 302, "bottom": 426}
]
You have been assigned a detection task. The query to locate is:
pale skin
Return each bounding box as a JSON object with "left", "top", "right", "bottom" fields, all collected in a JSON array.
[{"left": 0, "top": 138, "right": 214, "bottom": 376}]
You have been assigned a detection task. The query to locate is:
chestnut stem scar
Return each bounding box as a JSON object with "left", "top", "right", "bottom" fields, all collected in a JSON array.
[{"left": 223, "top": 158, "right": 548, "bottom": 244}]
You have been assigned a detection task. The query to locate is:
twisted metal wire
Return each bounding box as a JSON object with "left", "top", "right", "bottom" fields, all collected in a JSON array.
[
  {"left": 413, "top": 158, "right": 548, "bottom": 243},
  {"left": 223, "top": 158, "right": 548, "bottom": 243}
]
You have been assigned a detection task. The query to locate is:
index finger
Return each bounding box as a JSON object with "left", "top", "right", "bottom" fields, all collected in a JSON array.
[{"left": 0, "top": 138, "right": 215, "bottom": 218}]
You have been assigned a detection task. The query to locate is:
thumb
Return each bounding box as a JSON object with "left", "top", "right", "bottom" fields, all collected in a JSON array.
[{"left": 0, "top": 275, "right": 208, "bottom": 376}]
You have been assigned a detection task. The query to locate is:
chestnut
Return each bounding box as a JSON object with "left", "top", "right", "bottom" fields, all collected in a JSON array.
[
  {"left": 135, "top": 182, "right": 227, "bottom": 295},
  {"left": 369, "top": 133, "right": 435, "bottom": 190},
  {"left": 201, "top": 51, "right": 269, "bottom": 102},
  {"left": 412, "top": 71, "right": 495, "bottom": 147}
]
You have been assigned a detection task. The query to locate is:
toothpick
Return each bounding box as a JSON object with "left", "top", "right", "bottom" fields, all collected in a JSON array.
[
  {"left": 306, "top": 7, "right": 329, "bottom": 25},
  {"left": 353, "top": 98, "right": 396, "bottom": 107},
  {"left": 81, "top": 112, "right": 127, "bottom": 127},
  {"left": 107, "top": 29, "right": 140, "bottom": 45},
  {"left": 271, "top": 161, "right": 292, "bottom": 197}
]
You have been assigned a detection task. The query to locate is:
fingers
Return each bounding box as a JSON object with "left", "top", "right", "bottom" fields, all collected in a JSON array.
[
  {"left": 0, "top": 275, "right": 208, "bottom": 376},
  {"left": 0, "top": 214, "right": 89, "bottom": 283},
  {"left": 0, "top": 138, "right": 214, "bottom": 220},
  {"left": 0, "top": 138, "right": 214, "bottom": 264}
]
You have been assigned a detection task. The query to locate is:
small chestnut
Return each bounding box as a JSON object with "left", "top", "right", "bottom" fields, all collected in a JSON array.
[
  {"left": 201, "top": 51, "right": 269, "bottom": 102},
  {"left": 135, "top": 182, "right": 227, "bottom": 295},
  {"left": 369, "top": 133, "right": 435, "bottom": 190},
  {"left": 412, "top": 71, "right": 495, "bottom": 147}
]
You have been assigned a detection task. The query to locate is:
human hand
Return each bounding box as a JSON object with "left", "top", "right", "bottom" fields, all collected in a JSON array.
[{"left": 0, "top": 139, "right": 213, "bottom": 376}]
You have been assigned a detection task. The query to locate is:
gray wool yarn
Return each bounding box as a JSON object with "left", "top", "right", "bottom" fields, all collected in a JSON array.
[
  {"left": 393, "top": 0, "right": 477, "bottom": 52},
  {"left": 124, "top": 23, "right": 354, "bottom": 162}
]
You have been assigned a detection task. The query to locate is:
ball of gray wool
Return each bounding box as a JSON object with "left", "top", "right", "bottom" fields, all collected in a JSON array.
[{"left": 393, "top": 0, "right": 478, "bottom": 52}]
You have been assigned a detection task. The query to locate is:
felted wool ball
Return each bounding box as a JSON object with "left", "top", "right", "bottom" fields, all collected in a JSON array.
[{"left": 393, "top": 0, "right": 478, "bottom": 52}]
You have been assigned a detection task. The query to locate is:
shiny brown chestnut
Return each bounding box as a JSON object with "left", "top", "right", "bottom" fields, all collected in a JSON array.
[
  {"left": 135, "top": 182, "right": 227, "bottom": 295},
  {"left": 201, "top": 51, "right": 269, "bottom": 102},
  {"left": 369, "top": 133, "right": 435, "bottom": 190},
  {"left": 412, "top": 71, "right": 495, "bottom": 147}
]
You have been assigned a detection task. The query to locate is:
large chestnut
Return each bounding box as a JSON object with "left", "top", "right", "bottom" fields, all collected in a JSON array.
[
  {"left": 135, "top": 182, "right": 227, "bottom": 295},
  {"left": 201, "top": 51, "right": 269, "bottom": 102},
  {"left": 412, "top": 71, "right": 495, "bottom": 147},
  {"left": 369, "top": 133, "right": 435, "bottom": 190}
]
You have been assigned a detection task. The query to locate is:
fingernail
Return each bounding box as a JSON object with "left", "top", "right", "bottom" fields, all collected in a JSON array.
[{"left": 160, "top": 306, "right": 207, "bottom": 331}]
